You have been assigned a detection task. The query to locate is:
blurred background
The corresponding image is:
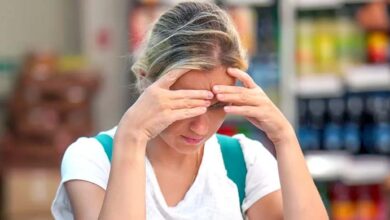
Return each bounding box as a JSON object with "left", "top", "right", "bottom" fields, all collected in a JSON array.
[{"left": 1, "top": 0, "right": 390, "bottom": 219}]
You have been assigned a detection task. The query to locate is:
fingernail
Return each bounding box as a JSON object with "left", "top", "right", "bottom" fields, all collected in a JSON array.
[
  {"left": 213, "top": 86, "right": 220, "bottom": 92},
  {"left": 207, "top": 92, "right": 214, "bottom": 98},
  {"left": 217, "top": 94, "right": 224, "bottom": 99}
]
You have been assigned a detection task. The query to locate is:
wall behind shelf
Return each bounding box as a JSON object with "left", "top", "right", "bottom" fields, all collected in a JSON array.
[{"left": 0, "top": 0, "right": 80, "bottom": 57}]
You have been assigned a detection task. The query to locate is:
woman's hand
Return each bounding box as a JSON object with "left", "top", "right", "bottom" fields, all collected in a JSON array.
[
  {"left": 213, "top": 68, "right": 294, "bottom": 146},
  {"left": 215, "top": 68, "right": 329, "bottom": 219},
  {"left": 117, "top": 68, "right": 214, "bottom": 142}
]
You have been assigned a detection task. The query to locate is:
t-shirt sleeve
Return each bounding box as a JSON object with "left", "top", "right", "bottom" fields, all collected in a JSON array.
[
  {"left": 233, "top": 134, "right": 281, "bottom": 213},
  {"left": 61, "top": 137, "right": 111, "bottom": 190}
]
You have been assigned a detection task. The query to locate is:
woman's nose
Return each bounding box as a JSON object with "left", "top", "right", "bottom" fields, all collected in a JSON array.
[{"left": 189, "top": 113, "right": 209, "bottom": 136}]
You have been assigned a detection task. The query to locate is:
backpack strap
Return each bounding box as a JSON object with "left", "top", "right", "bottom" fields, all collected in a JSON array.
[
  {"left": 94, "top": 133, "right": 247, "bottom": 208},
  {"left": 216, "top": 134, "right": 247, "bottom": 208},
  {"left": 95, "top": 133, "right": 114, "bottom": 162}
]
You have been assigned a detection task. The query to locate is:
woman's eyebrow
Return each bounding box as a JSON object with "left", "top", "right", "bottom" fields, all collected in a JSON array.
[{"left": 210, "top": 101, "right": 227, "bottom": 107}]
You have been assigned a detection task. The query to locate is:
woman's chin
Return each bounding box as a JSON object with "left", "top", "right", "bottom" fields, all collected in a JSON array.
[{"left": 171, "top": 137, "right": 205, "bottom": 154}]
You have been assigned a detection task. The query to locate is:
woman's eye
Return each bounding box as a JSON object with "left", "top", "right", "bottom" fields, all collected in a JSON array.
[{"left": 208, "top": 102, "right": 226, "bottom": 110}]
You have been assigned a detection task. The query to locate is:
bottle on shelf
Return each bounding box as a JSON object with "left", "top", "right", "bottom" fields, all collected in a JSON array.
[
  {"left": 323, "top": 98, "right": 345, "bottom": 151},
  {"left": 344, "top": 94, "right": 363, "bottom": 154}
]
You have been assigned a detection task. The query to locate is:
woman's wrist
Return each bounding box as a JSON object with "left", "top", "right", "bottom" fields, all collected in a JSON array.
[
  {"left": 274, "top": 136, "right": 300, "bottom": 153},
  {"left": 116, "top": 110, "right": 149, "bottom": 146},
  {"left": 273, "top": 127, "right": 306, "bottom": 166},
  {"left": 271, "top": 124, "right": 300, "bottom": 150},
  {"left": 115, "top": 130, "right": 148, "bottom": 148},
  {"left": 112, "top": 132, "right": 148, "bottom": 165}
]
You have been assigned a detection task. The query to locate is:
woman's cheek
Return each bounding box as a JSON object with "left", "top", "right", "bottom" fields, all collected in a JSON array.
[{"left": 207, "top": 110, "right": 226, "bottom": 130}]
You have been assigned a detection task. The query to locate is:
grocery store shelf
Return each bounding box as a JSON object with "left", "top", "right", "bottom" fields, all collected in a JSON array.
[
  {"left": 294, "top": 0, "right": 341, "bottom": 9},
  {"left": 295, "top": 65, "right": 390, "bottom": 97},
  {"left": 306, "top": 151, "right": 350, "bottom": 181},
  {"left": 341, "top": 155, "right": 390, "bottom": 185},
  {"left": 345, "top": 65, "right": 390, "bottom": 92},
  {"left": 296, "top": 74, "right": 344, "bottom": 98},
  {"left": 306, "top": 151, "right": 390, "bottom": 184}
]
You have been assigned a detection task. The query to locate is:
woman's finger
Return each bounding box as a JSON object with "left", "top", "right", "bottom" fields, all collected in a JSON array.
[
  {"left": 216, "top": 92, "right": 260, "bottom": 106},
  {"left": 155, "top": 68, "right": 191, "bottom": 89},
  {"left": 170, "top": 107, "right": 208, "bottom": 122},
  {"left": 170, "top": 89, "right": 214, "bottom": 100},
  {"left": 212, "top": 85, "right": 249, "bottom": 94},
  {"left": 169, "top": 99, "right": 211, "bottom": 110},
  {"left": 224, "top": 105, "right": 261, "bottom": 118},
  {"left": 226, "top": 68, "right": 257, "bottom": 89}
]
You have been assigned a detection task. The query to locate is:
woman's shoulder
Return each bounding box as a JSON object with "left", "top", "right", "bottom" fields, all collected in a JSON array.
[
  {"left": 230, "top": 134, "right": 275, "bottom": 165},
  {"left": 230, "top": 134, "right": 280, "bottom": 212},
  {"left": 60, "top": 127, "right": 116, "bottom": 188},
  {"left": 62, "top": 136, "right": 105, "bottom": 164},
  {"left": 51, "top": 128, "right": 116, "bottom": 219},
  {"left": 63, "top": 126, "right": 116, "bottom": 162}
]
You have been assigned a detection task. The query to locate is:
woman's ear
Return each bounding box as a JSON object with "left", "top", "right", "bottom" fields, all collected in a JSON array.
[{"left": 139, "top": 70, "right": 147, "bottom": 77}]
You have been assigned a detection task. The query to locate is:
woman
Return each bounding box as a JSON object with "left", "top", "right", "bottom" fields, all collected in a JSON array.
[{"left": 52, "top": 2, "right": 328, "bottom": 219}]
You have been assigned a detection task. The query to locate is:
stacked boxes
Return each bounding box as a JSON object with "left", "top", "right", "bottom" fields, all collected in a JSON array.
[
  {"left": 0, "top": 52, "right": 101, "bottom": 219},
  {"left": 2, "top": 168, "right": 60, "bottom": 220},
  {"left": 1, "top": 52, "right": 101, "bottom": 168}
]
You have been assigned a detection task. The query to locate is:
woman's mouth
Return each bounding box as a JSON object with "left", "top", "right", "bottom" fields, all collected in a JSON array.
[{"left": 181, "top": 135, "right": 204, "bottom": 145}]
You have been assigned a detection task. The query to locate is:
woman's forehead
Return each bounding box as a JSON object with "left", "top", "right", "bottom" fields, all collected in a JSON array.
[{"left": 170, "top": 66, "right": 235, "bottom": 91}]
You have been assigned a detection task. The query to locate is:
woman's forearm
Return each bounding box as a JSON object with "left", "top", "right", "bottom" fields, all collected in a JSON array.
[
  {"left": 98, "top": 133, "right": 147, "bottom": 220},
  {"left": 275, "top": 129, "right": 329, "bottom": 220}
]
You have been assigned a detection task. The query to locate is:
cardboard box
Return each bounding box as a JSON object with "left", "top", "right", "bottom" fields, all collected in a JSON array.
[{"left": 2, "top": 168, "right": 60, "bottom": 218}]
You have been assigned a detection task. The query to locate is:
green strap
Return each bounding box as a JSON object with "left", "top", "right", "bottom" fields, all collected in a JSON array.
[
  {"left": 216, "top": 134, "right": 247, "bottom": 207},
  {"left": 95, "top": 133, "right": 113, "bottom": 162},
  {"left": 94, "top": 133, "right": 247, "bottom": 207}
]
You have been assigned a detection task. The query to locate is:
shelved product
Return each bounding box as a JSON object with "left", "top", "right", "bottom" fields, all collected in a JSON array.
[
  {"left": 294, "top": 3, "right": 390, "bottom": 155},
  {"left": 287, "top": 1, "right": 390, "bottom": 216}
]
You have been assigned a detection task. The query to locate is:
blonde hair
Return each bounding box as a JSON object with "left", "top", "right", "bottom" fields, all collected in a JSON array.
[{"left": 131, "top": 1, "right": 248, "bottom": 92}]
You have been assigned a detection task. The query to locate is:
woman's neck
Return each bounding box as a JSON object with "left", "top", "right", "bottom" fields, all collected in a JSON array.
[{"left": 146, "top": 136, "right": 203, "bottom": 171}]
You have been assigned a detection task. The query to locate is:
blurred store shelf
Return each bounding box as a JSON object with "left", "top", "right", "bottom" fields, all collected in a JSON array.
[
  {"left": 342, "top": 155, "right": 390, "bottom": 185},
  {"left": 296, "top": 65, "right": 390, "bottom": 97},
  {"left": 306, "top": 151, "right": 350, "bottom": 180},
  {"left": 345, "top": 65, "right": 390, "bottom": 92},
  {"left": 296, "top": 74, "right": 344, "bottom": 98},
  {"left": 306, "top": 151, "right": 390, "bottom": 184},
  {"left": 295, "top": 0, "right": 341, "bottom": 9}
]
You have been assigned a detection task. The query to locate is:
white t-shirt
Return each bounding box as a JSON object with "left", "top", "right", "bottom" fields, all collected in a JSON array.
[{"left": 51, "top": 127, "right": 280, "bottom": 220}]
